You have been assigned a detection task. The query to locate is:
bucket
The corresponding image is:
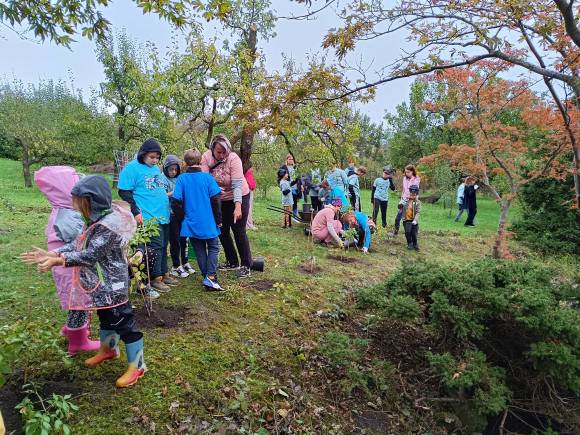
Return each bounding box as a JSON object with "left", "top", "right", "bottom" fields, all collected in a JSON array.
[
  {"left": 302, "top": 203, "right": 312, "bottom": 213},
  {"left": 304, "top": 227, "right": 312, "bottom": 236},
  {"left": 250, "top": 256, "right": 265, "bottom": 272}
]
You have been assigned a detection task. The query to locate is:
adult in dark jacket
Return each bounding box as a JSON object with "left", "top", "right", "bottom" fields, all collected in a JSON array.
[{"left": 463, "top": 176, "right": 479, "bottom": 227}]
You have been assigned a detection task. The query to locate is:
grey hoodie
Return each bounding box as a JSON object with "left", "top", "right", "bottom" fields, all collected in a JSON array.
[
  {"left": 163, "top": 154, "right": 181, "bottom": 192},
  {"left": 70, "top": 175, "right": 112, "bottom": 223}
]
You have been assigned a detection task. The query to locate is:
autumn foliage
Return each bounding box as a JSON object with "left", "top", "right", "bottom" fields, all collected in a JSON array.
[{"left": 419, "top": 62, "right": 574, "bottom": 257}]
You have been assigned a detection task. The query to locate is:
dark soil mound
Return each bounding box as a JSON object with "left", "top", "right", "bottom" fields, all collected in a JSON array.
[
  {"left": 327, "top": 254, "right": 360, "bottom": 264},
  {"left": 133, "top": 304, "right": 190, "bottom": 329}
]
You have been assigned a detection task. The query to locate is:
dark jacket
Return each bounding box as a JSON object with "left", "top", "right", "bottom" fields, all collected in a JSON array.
[
  {"left": 57, "top": 176, "right": 136, "bottom": 310},
  {"left": 464, "top": 185, "right": 477, "bottom": 211}
]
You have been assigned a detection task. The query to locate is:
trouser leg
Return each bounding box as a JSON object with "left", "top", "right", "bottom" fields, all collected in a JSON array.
[
  {"left": 218, "top": 200, "right": 239, "bottom": 266},
  {"left": 168, "top": 217, "right": 181, "bottom": 268},
  {"left": 230, "top": 194, "right": 252, "bottom": 268},
  {"left": 206, "top": 237, "right": 220, "bottom": 277},
  {"left": 191, "top": 238, "right": 208, "bottom": 276},
  {"left": 381, "top": 201, "right": 388, "bottom": 227}
]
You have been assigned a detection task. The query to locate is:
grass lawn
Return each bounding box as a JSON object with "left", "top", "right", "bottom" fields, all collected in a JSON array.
[{"left": 0, "top": 158, "right": 574, "bottom": 434}]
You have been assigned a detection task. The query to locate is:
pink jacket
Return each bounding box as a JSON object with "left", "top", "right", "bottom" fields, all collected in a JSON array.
[
  {"left": 402, "top": 175, "right": 421, "bottom": 201},
  {"left": 35, "top": 166, "right": 82, "bottom": 310},
  {"left": 201, "top": 136, "right": 249, "bottom": 201}
]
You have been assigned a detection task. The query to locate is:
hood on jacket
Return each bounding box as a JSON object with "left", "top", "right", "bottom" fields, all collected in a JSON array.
[
  {"left": 163, "top": 154, "right": 181, "bottom": 178},
  {"left": 35, "top": 166, "right": 81, "bottom": 209},
  {"left": 71, "top": 175, "right": 112, "bottom": 223},
  {"left": 137, "top": 138, "right": 162, "bottom": 164},
  {"left": 209, "top": 134, "right": 232, "bottom": 162}
]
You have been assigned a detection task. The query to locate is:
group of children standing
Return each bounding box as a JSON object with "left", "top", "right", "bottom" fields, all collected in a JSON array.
[{"left": 21, "top": 138, "right": 240, "bottom": 389}]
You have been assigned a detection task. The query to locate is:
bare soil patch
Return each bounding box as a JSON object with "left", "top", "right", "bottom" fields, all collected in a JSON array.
[{"left": 327, "top": 254, "right": 361, "bottom": 264}]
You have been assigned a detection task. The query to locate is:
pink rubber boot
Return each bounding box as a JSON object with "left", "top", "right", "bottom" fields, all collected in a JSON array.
[{"left": 62, "top": 323, "right": 101, "bottom": 354}]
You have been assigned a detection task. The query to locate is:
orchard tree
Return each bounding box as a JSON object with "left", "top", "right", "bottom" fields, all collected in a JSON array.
[
  {"left": 419, "top": 63, "right": 572, "bottom": 258},
  {"left": 0, "top": 80, "right": 118, "bottom": 186},
  {"left": 294, "top": 0, "right": 580, "bottom": 207}
]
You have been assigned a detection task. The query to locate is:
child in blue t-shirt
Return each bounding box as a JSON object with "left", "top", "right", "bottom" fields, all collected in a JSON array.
[
  {"left": 342, "top": 211, "right": 373, "bottom": 253},
  {"left": 118, "top": 138, "right": 176, "bottom": 293},
  {"left": 172, "top": 149, "right": 224, "bottom": 291}
]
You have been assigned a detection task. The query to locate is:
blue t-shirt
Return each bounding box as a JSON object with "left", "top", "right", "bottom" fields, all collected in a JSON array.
[
  {"left": 326, "top": 168, "right": 349, "bottom": 192},
  {"left": 325, "top": 187, "right": 350, "bottom": 213},
  {"left": 355, "top": 211, "right": 372, "bottom": 250},
  {"left": 373, "top": 177, "right": 394, "bottom": 202},
  {"left": 172, "top": 171, "right": 222, "bottom": 239},
  {"left": 118, "top": 160, "right": 170, "bottom": 224}
]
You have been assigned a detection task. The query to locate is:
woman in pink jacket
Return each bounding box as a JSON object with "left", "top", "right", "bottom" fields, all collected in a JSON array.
[
  {"left": 202, "top": 135, "right": 253, "bottom": 278},
  {"left": 391, "top": 164, "right": 421, "bottom": 237},
  {"left": 34, "top": 166, "right": 100, "bottom": 354},
  {"left": 311, "top": 198, "right": 344, "bottom": 246}
]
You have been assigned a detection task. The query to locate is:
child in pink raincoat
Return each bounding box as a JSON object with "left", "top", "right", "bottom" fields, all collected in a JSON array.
[{"left": 34, "top": 166, "right": 100, "bottom": 354}]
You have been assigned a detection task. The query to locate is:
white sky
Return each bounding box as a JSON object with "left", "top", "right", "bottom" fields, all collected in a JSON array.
[{"left": 0, "top": 1, "right": 414, "bottom": 124}]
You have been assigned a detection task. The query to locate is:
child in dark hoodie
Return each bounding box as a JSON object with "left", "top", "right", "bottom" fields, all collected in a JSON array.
[
  {"left": 22, "top": 176, "right": 145, "bottom": 388},
  {"left": 118, "top": 138, "right": 177, "bottom": 293},
  {"left": 163, "top": 154, "right": 194, "bottom": 278}
]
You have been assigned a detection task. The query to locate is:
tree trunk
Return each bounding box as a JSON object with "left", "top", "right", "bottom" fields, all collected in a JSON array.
[
  {"left": 571, "top": 84, "right": 580, "bottom": 209},
  {"left": 239, "top": 23, "right": 258, "bottom": 171},
  {"left": 117, "top": 104, "right": 126, "bottom": 142},
  {"left": 20, "top": 138, "right": 33, "bottom": 188},
  {"left": 492, "top": 199, "right": 512, "bottom": 259},
  {"left": 206, "top": 99, "right": 217, "bottom": 149}
]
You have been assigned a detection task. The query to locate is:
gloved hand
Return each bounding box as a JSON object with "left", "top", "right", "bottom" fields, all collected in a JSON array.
[
  {"left": 362, "top": 247, "right": 368, "bottom": 254},
  {"left": 412, "top": 220, "right": 417, "bottom": 225},
  {"left": 338, "top": 240, "right": 345, "bottom": 248}
]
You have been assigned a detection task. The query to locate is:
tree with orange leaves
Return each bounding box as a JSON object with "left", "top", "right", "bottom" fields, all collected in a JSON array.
[{"left": 419, "top": 62, "right": 573, "bottom": 258}]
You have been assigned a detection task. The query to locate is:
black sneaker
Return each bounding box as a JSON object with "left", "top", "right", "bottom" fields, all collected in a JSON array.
[
  {"left": 219, "top": 261, "right": 239, "bottom": 271},
  {"left": 236, "top": 266, "right": 251, "bottom": 279}
]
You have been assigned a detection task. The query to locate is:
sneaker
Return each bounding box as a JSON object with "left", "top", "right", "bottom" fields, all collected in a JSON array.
[
  {"left": 163, "top": 274, "right": 179, "bottom": 286},
  {"left": 182, "top": 263, "right": 196, "bottom": 275},
  {"left": 151, "top": 278, "right": 171, "bottom": 293},
  {"left": 236, "top": 266, "right": 251, "bottom": 279},
  {"left": 203, "top": 276, "right": 224, "bottom": 291},
  {"left": 219, "top": 261, "right": 239, "bottom": 271},
  {"left": 140, "top": 286, "right": 160, "bottom": 299},
  {"left": 171, "top": 266, "right": 189, "bottom": 278},
  {"left": 407, "top": 244, "right": 414, "bottom": 250}
]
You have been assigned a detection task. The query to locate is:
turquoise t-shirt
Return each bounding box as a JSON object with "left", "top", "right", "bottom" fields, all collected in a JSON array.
[
  {"left": 355, "top": 211, "right": 372, "bottom": 250},
  {"left": 118, "top": 160, "right": 170, "bottom": 224},
  {"left": 373, "top": 177, "right": 393, "bottom": 202},
  {"left": 172, "top": 171, "right": 222, "bottom": 239}
]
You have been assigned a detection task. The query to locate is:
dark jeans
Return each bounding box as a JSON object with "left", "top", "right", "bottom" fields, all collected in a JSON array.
[
  {"left": 220, "top": 194, "right": 253, "bottom": 268},
  {"left": 190, "top": 237, "right": 220, "bottom": 277},
  {"left": 310, "top": 196, "right": 323, "bottom": 212},
  {"left": 454, "top": 204, "right": 465, "bottom": 222},
  {"left": 149, "top": 223, "right": 169, "bottom": 278},
  {"left": 372, "top": 199, "right": 388, "bottom": 227},
  {"left": 169, "top": 215, "right": 188, "bottom": 268},
  {"left": 292, "top": 193, "right": 300, "bottom": 215},
  {"left": 97, "top": 302, "right": 142, "bottom": 344},
  {"left": 350, "top": 194, "right": 361, "bottom": 212},
  {"left": 394, "top": 203, "right": 404, "bottom": 233},
  {"left": 465, "top": 208, "right": 477, "bottom": 226},
  {"left": 403, "top": 221, "right": 419, "bottom": 248}
]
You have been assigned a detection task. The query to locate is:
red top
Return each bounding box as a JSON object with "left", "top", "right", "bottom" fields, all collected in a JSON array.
[{"left": 245, "top": 167, "right": 257, "bottom": 191}]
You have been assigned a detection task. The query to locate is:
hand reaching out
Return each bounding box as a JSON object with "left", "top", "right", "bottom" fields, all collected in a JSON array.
[{"left": 20, "top": 247, "right": 56, "bottom": 264}]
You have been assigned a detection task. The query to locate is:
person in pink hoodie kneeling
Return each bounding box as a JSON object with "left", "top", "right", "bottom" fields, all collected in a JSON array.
[{"left": 34, "top": 166, "right": 100, "bottom": 355}]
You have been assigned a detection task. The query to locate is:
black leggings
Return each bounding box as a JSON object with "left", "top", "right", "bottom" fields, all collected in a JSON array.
[
  {"left": 97, "top": 302, "right": 142, "bottom": 344},
  {"left": 292, "top": 193, "right": 300, "bottom": 215},
  {"left": 465, "top": 208, "right": 477, "bottom": 226},
  {"left": 220, "top": 194, "right": 253, "bottom": 268},
  {"left": 169, "top": 215, "right": 188, "bottom": 268},
  {"left": 372, "top": 199, "right": 388, "bottom": 227},
  {"left": 310, "top": 196, "right": 323, "bottom": 212}
]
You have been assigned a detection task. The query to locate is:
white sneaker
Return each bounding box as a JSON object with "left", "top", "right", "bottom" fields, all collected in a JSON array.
[
  {"left": 182, "top": 263, "right": 196, "bottom": 275},
  {"left": 171, "top": 266, "right": 189, "bottom": 278}
]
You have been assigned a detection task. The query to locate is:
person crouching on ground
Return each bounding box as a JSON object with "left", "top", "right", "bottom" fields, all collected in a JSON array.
[
  {"left": 173, "top": 149, "right": 224, "bottom": 291},
  {"left": 403, "top": 185, "right": 421, "bottom": 251},
  {"left": 341, "top": 210, "right": 374, "bottom": 254},
  {"left": 278, "top": 168, "right": 293, "bottom": 228},
  {"left": 21, "top": 175, "right": 146, "bottom": 388},
  {"left": 311, "top": 198, "right": 344, "bottom": 247}
]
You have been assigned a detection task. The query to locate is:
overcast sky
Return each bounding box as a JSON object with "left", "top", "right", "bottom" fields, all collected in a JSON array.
[{"left": 0, "top": 2, "right": 413, "bottom": 124}]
